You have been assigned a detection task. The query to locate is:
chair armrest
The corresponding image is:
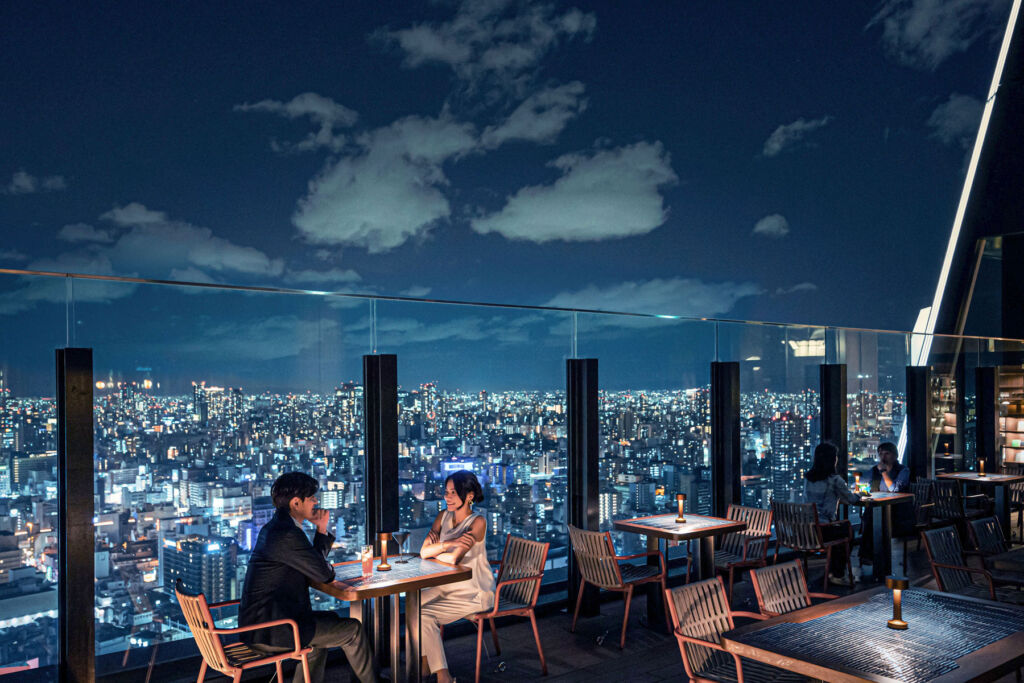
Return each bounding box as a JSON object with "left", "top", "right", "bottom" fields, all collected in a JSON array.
[
  {"left": 739, "top": 533, "right": 771, "bottom": 561},
  {"left": 931, "top": 560, "right": 996, "bottom": 595},
  {"left": 479, "top": 574, "right": 545, "bottom": 616},
  {"left": 213, "top": 618, "right": 304, "bottom": 652},
  {"left": 808, "top": 592, "right": 839, "bottom": 600},
  {"left": 207, "top": 599, "right": 241, "bottom": 610},
  {"left": 674, "top": 630, "right": 728, "bottom": 651},
  {"left": 730, "top": 611, "right": 767, "bottom": 621}
]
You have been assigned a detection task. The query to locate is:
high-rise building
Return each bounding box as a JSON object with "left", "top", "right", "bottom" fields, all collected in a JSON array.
[{"left": 163, "top": 535, "right": 236, "bottom": 602}]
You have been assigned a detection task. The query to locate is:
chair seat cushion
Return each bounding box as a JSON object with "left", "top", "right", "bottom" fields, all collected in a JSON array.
[
  {"left": 223, "top": 641, "right": 275, "bottom": 667},
  {"left": 698, "top": 655, "right": 811, "bottom": 682},
  {"left": 620, "top": 563, "right": 661, "bottom": 583}
]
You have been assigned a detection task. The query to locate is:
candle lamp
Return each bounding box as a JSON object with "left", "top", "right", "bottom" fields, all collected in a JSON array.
[
  {"left": 675, "top": 493, "right": 686, "bottom": 523},
  {"left": 979, "top": 459, "right": 986, "bottom": 477},
  {"left": 853, "top": 472, "right": 861, "bottom": 491},
  {"left": 377, "top": 531, "right": 392, "bottom": 571},
  {"left": 885, "top": 575, "right": 909, "bottom": 630}
]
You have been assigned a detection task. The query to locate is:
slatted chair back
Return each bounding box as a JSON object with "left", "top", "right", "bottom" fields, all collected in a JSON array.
[
  {"left": 968, "top": 516, "right": 1009, "bottom": 555},
  {"left": 910, "top": 480, "right": 933, "bottom": 522},
  {"left": 567, "top": 525, "right": 623, "bottom": 589},
  {"left": 495, "top": 535, "right": 549, "bottom": 606},
  {"left": 771, "top": 501, "right": 822, "bottom": 552},
  {"left": 922, "top": 526, "right": 972, "bottom": 593},
  {"left": 666, "top": 578, "right": 734, "bottom": 676},
  {"left": 719, "top": 505, "right": 772, "bottom": 559},
  {"left": 175, "top": 579, "right": 230, "bottom": 674},
  {"left": 931, "top": 480, "right": 966, "bottom": 521},
  {"left": 750, "top": 560, "right": 812, "bottom": 616}
]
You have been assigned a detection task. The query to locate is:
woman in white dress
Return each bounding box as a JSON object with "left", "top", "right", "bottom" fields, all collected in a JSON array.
[{"left": 418, "top": 470, "right": 495, "bottom": 683}]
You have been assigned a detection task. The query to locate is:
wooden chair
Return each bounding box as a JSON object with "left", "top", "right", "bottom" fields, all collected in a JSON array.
[
  {"left": 468, "top": 534, "right": 549, "bottom": 682},
  {"left": 920, "top": 527, "right": 1024, "bottom": 605},
  {"left": 931, "top": 479, "right": 990, "bottom": 537},
  {"left": 567, "top": 524, "right": 668, "bottom": 648},
  {"left": 770, "top": 501, "right": 852, "bottom": 591},
  {"left": 713, "top": 505, "right": 772, "bottom": 602},
  {"left": 1004, "top": 462, "right": 1024, "bottom": 542},
  {"left": 749, "top": 560, "right": 838, "bottom": 617},
  {"left": 894, "top": 480, "right": 940, "bottom": 575},
  {"left": 968, "top": 516, "right": 1010, "bottom": 556},
  {"left": 174, "top": 579, "right": 312, "bottom": 683},
  {"left": 665, "top": 577, "right": 809, "bottom": 683}
]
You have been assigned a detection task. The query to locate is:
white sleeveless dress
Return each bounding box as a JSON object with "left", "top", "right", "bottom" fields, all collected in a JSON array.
[{"left": 423, "top": 510, "right": 495, "bottom": 612}]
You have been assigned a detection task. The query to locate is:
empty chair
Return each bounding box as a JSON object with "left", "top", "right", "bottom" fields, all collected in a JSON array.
[
  {"left": 749, "top": 560, "right": 838, "bottom": 617},
  {"left": 921, "top": 527, "right": 1024, "bottom": 605},
  {"left": 665, "top": 577, "right": 809, "bottom": 683},
  {"left": 1005, "top": 463, "right": 1024, "bottom": 542},
  {"left": 175, "top": 578, "right": 312, "bottom": 683},
  {"left": 567, "top": 524, "right": 668, "bottom": 648},
  {"left": 968, "top": 516, "right": 1010, "bottom": 556},
  {"left": 894, "top": 480, "right": 940, "bottom": 575},
  {"left": 771, "top": 501, "right": 853, "bottom": 591},
  {"left": 713, "top": 505, "right": 772, "bottom": 602},
  {"left": 931, "top": 479, "right": 990, "bottom": 537},
  {"left": 468, "top": 534, "right": 549, "bottom": 682}
]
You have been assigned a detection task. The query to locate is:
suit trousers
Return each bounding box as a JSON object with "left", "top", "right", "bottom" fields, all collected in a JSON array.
[
  {"left": 265, "top": 611, "right": 375, "bottom": 683},
  {"left": 420, "top": 588, "right": 481, "bottom": 674}
]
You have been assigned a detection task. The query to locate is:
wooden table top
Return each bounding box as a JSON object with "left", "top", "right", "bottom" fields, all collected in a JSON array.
[
  {"left": 937, "top": 471, "right": 1024, "bottom": 484},
  {"left": 843, "top": 491, "right": 914, "bottom": 506},
  {"left": 722, "top": 586, "right": 1024, "bottom": 683},
  {"left": 613, "top": 513, "right": 747, "bottom": 541},
  {"left": 312, "top": 556, "right": 472, "bottom": 601}
]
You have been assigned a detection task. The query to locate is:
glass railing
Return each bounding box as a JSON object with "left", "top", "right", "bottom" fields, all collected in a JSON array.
[{"left": 1, "top": 269, "right": 1024, "bottom": 676}]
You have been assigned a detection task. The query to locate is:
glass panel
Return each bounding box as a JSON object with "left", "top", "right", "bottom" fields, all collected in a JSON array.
[
  {"left": 0, "top": 273, "right": 64, "bottom": 678},
  {"left": 70, "top": 278, "right": 366, "bottom": 674},
  {"left": 928, "top": 335, "right": 962, "bottom": 474},
  {"left": 377, "top": 300, "right": 572, "bottom": 595},
  {"left": 578, "top": 314, "right": 714, "bottom": 570},
  {"left": 723, "top": 323, "right": 824, "bottom": 509}
]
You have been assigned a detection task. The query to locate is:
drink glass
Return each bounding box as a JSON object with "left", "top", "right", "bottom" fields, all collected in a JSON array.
[
  {"left": 392, "top": 530, "right": 411, "bottom": 563},
  {"left": 360, "top": 545, "right": 374, "bottom": 578}
]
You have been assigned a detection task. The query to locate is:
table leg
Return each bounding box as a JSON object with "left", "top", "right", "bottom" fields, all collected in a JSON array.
[
  {"left": 876, "top": 505, "right": 893, "bottom": 580},
  {"left": 390, "top": 594, "right": 401, "bottom": 682},
  {"left": 405, "top": 589, "right": 421, "bottom": 683},
  {"left": 646, "top": 536, "right": 666, "bottom": 630},
  {"left": 995, "top": 485, "right": 1011, "bottom": 540},
  {"left": 699, "top": 536, "right": 714, "bottom": 580},
  {"left": 373, "top": 596, "right": 388, "bottom": 670}
]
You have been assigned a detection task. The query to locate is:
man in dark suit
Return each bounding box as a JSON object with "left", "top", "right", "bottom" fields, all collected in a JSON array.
[{"left": 240, "top": 472, "right": 376, "bottom": 683}]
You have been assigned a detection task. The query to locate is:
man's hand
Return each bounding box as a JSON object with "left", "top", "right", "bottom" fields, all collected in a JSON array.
[{"left": 311, "top": 509, "right": 331, "bottom": 535}]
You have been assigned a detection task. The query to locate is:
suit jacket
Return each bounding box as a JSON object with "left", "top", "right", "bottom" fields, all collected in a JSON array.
[{"left": 239, "top": 509, "right": 335, "bottom": 649}]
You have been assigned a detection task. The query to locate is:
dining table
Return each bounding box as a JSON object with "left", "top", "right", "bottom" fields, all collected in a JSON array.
[
  {"left": 614, "top": 513, "right": 747, "bottom": 630},
  {"left": 722, "top": 585, "right": 1024, "bottom": 682},
  {"left": 937, "top": 471, "right": 1024, "bottom": 539},
  {"left": 312, "top": 555, "right": 471, "bottom": 683},
  {"left": 842, "top": 491, "right": 914, "bottom": 581}
]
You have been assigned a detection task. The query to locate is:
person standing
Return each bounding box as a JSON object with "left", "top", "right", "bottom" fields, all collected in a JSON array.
[{"left": 239, "top": 472, "right": 376, "bottom": 683}]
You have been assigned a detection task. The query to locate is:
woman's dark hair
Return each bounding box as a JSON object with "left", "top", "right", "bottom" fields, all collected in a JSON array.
[
  {"left": 445, "top": 470, "right": 484, "bottom": 506},
  {"left": 804, "top": 442, "right": 839, "bottom": 483},
  {"left": 878, "top": 441, "right": 899, "bottom": 459},
  {"left": 272, "top": 472, "right": 319, "bottom": 511}
]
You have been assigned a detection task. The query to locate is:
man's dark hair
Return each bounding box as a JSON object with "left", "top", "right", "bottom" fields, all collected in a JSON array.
[
  {"left": 805, "top": 442, "right": 839, "bottom": 483},
  {"left": 271, "top": 472, "right": 319, "bottom": 511},
  {"left": 445, "top": 470, "right": 484, "bottom": 506},
  {"left": 878, "top": 441, "right": 899, "bottom": 458}
]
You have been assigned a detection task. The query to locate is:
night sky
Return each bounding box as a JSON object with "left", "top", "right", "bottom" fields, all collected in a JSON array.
[{"left": 0, "top": 1, "right": 1012, "bottom": 393}]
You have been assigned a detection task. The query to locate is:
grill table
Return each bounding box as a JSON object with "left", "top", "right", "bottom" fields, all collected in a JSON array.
[
  {"left": 722, "top": 586, "right": 1024, "bottom": 682},
  {"left": 614, "top": 513, "right": 746, "bottom": 630},
  {"left": 313, "top": 556, "right": 471, "bottom": 683},
  {"left": 937, "top": 472, "right": 1024, "bottom": 539},
  {"left": 842, "top": 491, "right": 914, "bottom": 582}
]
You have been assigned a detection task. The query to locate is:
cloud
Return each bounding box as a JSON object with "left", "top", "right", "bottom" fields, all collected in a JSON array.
[
  {"left": 867, "top": 0, "right": 1010, "bottom": 70},
  {"left": 292, "top": 113, "right": 478, "bottom": 252},
  {"left": 471, "top": 141, "right": 677, "bottom": 243},
  {"left": 173, "top": 316, "right": 342, "bottom": 361},
  {"left": 481, "top": 81, "right": 587, "bottom": 147},
  {"left": 775, "top": 282, "right": 818, "bottom": 295},
  {"left": 762, "top": 116, "right": 832, "bottom": 157},
  {"left": 927, "top": 93, "right": 983, "bottom": 148},
  {"left": 101, "top": 202, "right": 168, "bottom": 225},
  {"left": 380, "top": 0, "right": 596, "bottom": 95},
  {"left": 752, "top": 214, "right": 790, "bottom": 238},
  {"left": 344, "top": 311, "right": 542, "bottom": 347},
  {"left": 544, "top": 277, "right": 762, "bottom": 318},
  {"left": 283, "top": 268, "right": 363, "bottom": 286},
  {"left": 0, "top": 249, "right": 28, "bottom": 261},
  {"left": 4, "top": 170, "right": 66, "bottom": 194},
  {"left": 400, "top": 285, "right": 432, "bottom": 298},
  {"left": 0, "top": 252, "right": 139, "bottom": 315},
  {"left": 235, "top": 92, "right": 359, "bottom": 152},
  {"left": 57, "top": 222, "right": 115, "bottom": 243}
]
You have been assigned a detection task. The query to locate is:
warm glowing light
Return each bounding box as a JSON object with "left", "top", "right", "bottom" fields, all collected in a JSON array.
[
  {"left": 377, "top": 532, "right": 391, "bottom": 571},
  {"left": 675, "top": 493, "right": 686, "bottom": 523},
  {"left": 95, "top": 381, "right": 106, "bottom": 390},
  {"left": 886, "top": 576, "right": 909, "bottom": 630}
]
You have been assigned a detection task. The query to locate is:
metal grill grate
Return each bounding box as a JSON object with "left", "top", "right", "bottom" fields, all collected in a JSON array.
[{"left": 735, "top": 589, "right": 1024, "bottom": 682}]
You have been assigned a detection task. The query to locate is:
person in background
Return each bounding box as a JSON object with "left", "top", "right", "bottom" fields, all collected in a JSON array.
[
  {"left": 859, "top": 441, "right": 913, "bottom": 565},
  {"left": 804, "top": 442, "right": 861, "bottom": 586},
  {"left": 239, "top": 472, "right": 377, "bottom": 683},
  {"left": 418, "top": 470, "right": 496, "bottom": 683}
]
